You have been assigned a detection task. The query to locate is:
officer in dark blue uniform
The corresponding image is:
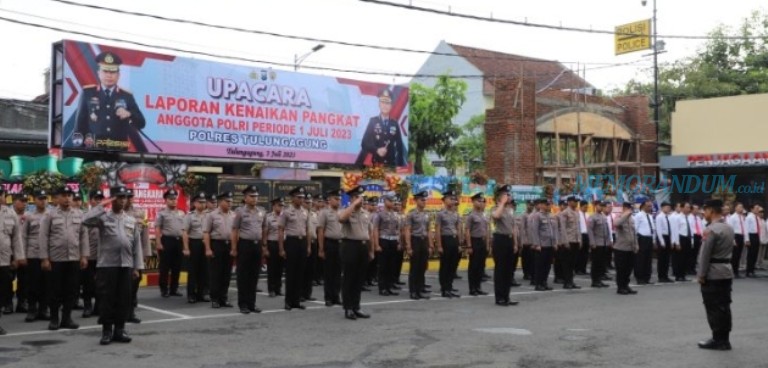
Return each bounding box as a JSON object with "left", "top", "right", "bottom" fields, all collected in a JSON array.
[
  {"left": 354, "top": 88, "right": 406, "bottom": 167},
  {"left": 74, "top": 51, "right": 146, "bottom": 152}
]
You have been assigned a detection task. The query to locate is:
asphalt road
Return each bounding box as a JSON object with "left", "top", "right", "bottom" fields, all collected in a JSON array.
[{"left": 1, "top": 270, "right": 766, "bottom": 368}]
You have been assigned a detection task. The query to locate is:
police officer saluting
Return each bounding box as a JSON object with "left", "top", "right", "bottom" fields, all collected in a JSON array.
[
  {"left": 614, "top": 202, "right": 639, "bottom": 295},
  {"left": 183, "top": 192, "right": 210, "bottom": 304},
  {"left": 203, "top": 192, "right": 236, "bottom": 309},
  {"left": 436, "top": 190, "right": 461, "bottom": 298},
  {"left": 231, "top": 185, "right": 266, "bottom": 314},
  {"left": 40, "top": 186, "right": 88, "bottom": 331},
  {"left": 491, "top": 185, "right": 520, "bottom": 306},
  {"left": 0, "top": 186, "right": 25, "bottom": 335},
  {"left": 155, "top": 189, "right": 185, "bottom": 298},
  {"left": 466, "top": 192, "right": 490, "bottom": 296},
  {"left": 696, "top": 199, "right": 735, "bottom": 350},
  {"left": 339, "top": 186, "right": 373, "bottom": 320},
  {"left": 587, "top": 201, "right": 611, "bottom": 288},
  {"left": 83, "top": 186, "right": 143, "bottom": 345},
  {"left": 278, "top": 187, "right": 310, "bottom": 311},
  {"left": 318, "top": 190, "right": 344, "bottom": 306}
]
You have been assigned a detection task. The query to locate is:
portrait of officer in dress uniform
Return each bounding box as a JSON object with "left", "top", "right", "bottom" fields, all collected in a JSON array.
[
  {"left": 74, "top": 51, "right": 147, "bottom": 152},
  {"left": 354, "top": 88, "right": 407, "bottom": 167}
]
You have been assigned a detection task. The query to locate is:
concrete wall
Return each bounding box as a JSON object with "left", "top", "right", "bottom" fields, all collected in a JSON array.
[{"left": 671, "top": 93, "right": 768, "bottom": 155}]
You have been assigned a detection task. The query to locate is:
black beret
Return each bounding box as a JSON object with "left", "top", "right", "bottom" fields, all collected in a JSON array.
[
  {"left": 325, "top": 189, "right": 343, "bottom": 198},
  {"left": 496, "top": 184, "right": 511, "bottom": 194},
  {"left": 34, "top": 189, "right": 50, "bottom": 198},
  {"left": 89, "top": 189, "right": 104, "bottom": 199},
  {"left": 57, "top": 186, "right": 75, "bottom": 195},
  {"left": 442, "top": 190, "right": 458, "bottom": 198},
  {"left": 163, "top": 189, "right": 179, "bottom": 199},
  {"left": 271, "top": 197, "right": 284, "bottom": 205},
  {"left": 12, "top": 192, "right": 28, "bottom": 201},
  {"left": 207, "top": 193, "right": 217, "bottom": 202},
  {"left": 73, "top": 192, "right": 83, "bottom": 200},
  {"left": 346, "top": 186, "right": 364, "bottom": 197},
  {"left": 192, "top": 191, "right": 207, "bottom": 202},
  {"left": 470, "top": 192, "right": 485, "bottom": 201},
  {"left": 242, "top": 185, "right": 259, "bottom": 195},
  {"left": 366, "top": 197, "right": 379, "bottom": 204},
  {"left": 413, "top": 191, "right": 429, "bottom": 199},
  {"left": 566, "top": 195, "right": 578, "bottom": 202},
  {"left": 218, "top": 191, "right": 234, "bottom": 200},
  {"left": 110, "top": 186, "right": 130, "bottom": 197}
]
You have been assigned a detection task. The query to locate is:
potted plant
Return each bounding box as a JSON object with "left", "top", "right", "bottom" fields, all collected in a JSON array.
[
  {"left": 75, "top": 164, "right": 106, "bottom": 193},
  {"left": 176, "top": 172, "right": 206, "bottom": 197},
  {"left": 23, "top": 171, "right": 65, "bottom": 193}
]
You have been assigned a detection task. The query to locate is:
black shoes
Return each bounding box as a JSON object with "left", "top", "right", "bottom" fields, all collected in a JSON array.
[
  {"left": 127, "top": 314, "right": 141, "bottom": 324},
  {"left": 82, "top": 305, "right": 93, "bottom": 318},
  {"left": 268, "top": 292, "right": 276, "bottom": 298},
  {"left": 161, "top": 292, "right": 170, "bottom": 298},
  {"left": 441, "top": 291, "right": 452, "bottom": 298},
  {"left": 345, "top": 310, "right": 357, "bottom": 320},
  {"left": 112, "top": 329, "right": 132, "bottom": 343},
  {"left": 200, "top": 296, "right": 212, "bottom": 302},
  {"left": 16, "top": 301, "right": 28, "bottom": 313},
  {"left": 249, "top": 307, "right": 262, "bottom": 313},
  {"left": 418, "top": 293, "right": 431, "bottom": 300},
  {"left": 188, "top": 298, "right": 197, "bottom": 304},
  {"left": 294, "top": 304, "right": 306, "bottom": 310},
  {"left": 240, "top": 307, "right": 250, "bottom": 314},
  {"left": 510, "top": 281, "right": 521, "bottom": 287},
  {"left": 220, "top": 301, "right": 234, "bottom": 308},
  {"left": 617, "top": 288, "right": 638, "bottom": 295},
  {"left": 325, "top": 300, "right": 333, "bottom": 307},
  {"left": 698, "top": 339, "right": 731, "bottom": 350},
  {"left": 564, "top": 284, "right": 581, "bottom": 290},
  {"left": 211, "top": 302, "right": 221, "bottom": 309},
  {"left": 0, "top": 326, "right": 5, "bottom": 335},
  {"left": 450, "top": 292, "right": 461, "bottom": 298},
  {"left": 659, "top": 278, "right": 674, "bottom": 283},
  {"left": 410, "top": 293, "right": 420, "bottom": 300},
  {"left": 353, "top": 309, "right": 370, "bottom": 319},
  {"left": 60, "top": 319, "right": 79, "bottom": 330},
  {"left": 100, "top": 326, "right": 113, "bottom": 345},
  {"left": 25, "top": 311, "right": 37, "bottom": 322},
  {"left": 284, "top": 304, "right": 292, "bottom": 311},
  {"left": 170, "top": 291, "right": 184, "bottom": 297}
]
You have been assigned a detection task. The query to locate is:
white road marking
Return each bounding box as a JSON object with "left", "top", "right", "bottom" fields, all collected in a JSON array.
[
  {"left": 137, "top": 304, "right": 192, "bottom": 319},
  {"left": 473, "top": 327, "right": 532, "bottom": 336}
]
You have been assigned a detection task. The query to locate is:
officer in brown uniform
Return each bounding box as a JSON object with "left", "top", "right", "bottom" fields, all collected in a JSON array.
[
  {"left": 80, "top": 190, "right": 103, "bottom": 319},
  {"left": 203, "top": 191, "right": 236, "bottom": 308},
  {"left": 155, "top": 189, "right": 185, "bottom": 298},
  {"left": 558, "top": 196, "right": 582, "bottom": 289},
  {"left": 264, "top": 197, "right": 284, "bottom": 297},
  {"left": 696, "top": 199, "right": 735, "bottom": 350},
  {"left": 11, "top": 193, "right": 28, "bottom": 314},
  {"left": 21, "top": 189, "right": 50, "bottom": 322},
  {"left": 372, "top": 194, "right": 401, "bottom": 296},
  {"left": 312, "top": 195, "right": 326, "bottom": 287},
  {"left": 339, "top": 186, "right": 373, "bottom": 320},
  {"left": 587, "top": 201, "right": 611, "bottom": 288},
  {"left": 302, "top": 193, "right": 319, "bottom": 302},
  {"left": 393, "top": 198, "right": 406, "bottom": 287},
  {"left": 404, "top": 191, "right": 431, "bottom": 300},
  {"left": 318, "top": 190, "right": 343, "bottom": 306},
  {"left": 529, "top": 199, "right": 558, "bottom": 291},
  {"left": 466, "top": 192, "right": 490, "bottom": 296},
  {"left": 0, "top": 187, "right": 25, "bottom": 335},
  {"left": 231, "top": 185, "right": 266, "bottom": 314},
  {"left": 183, "top": 192, "right": 210, "bottom": 304},
  {"left": 206, "top": 194, "right": 217, "bottom": 213},
  {"left": 278, "top": 187, "right": 310, "bottom": 311},
  {"left": 39, "top": 186, "right": 88, "bottom": 330},
  {"left": 614, "top": 202, "right": 639, "bottom": 295},
  {"left": 436, "top": 189, "right": 461, "bottom": 298},
  {"left": 124, "top": 190, "right": 148, "bottom": 323},
  {"left": 491, "top": 185, "right": 520, "bottom": 306},
  {"left": 521, "top": 200, "right": 535, "bottom": 283}
]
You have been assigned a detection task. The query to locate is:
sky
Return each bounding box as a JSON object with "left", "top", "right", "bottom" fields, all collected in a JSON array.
[{"left": 0, "top": 0, "right": 765, "bottom": 100}]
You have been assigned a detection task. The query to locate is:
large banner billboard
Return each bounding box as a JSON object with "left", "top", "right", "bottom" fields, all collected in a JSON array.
[{"left": 56, "top": 40, "right": 409, "bottom": 166}]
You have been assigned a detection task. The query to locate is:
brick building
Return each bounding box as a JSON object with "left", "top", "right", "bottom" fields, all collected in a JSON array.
[{"left": 414, "top": 42, "right": 658, "bottom": 185}]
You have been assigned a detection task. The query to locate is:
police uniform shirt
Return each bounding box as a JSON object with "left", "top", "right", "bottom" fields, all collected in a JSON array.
[
  {"left": 317, "top": 208, "right": 343, "bottom": 240},
  {"left": 309, "top": 210, "right": 320, "bottom": 241},
  {"left": 88, "top": 224, "right": 100, "bottom": 260},
  {"left": 466, "top": 211, "right": 489, "bottom": 239},
  {"left": 698, "top": 220, "right": 735, "bottom": 280},
  {"left": 22, "top": 210, "right": 47, "bottom": 259},
  {"left": 341, "top": 208, "right": 371, "bottom": 241},
  {"left": 0, "top": 206, "right": 24, "bottom": 266},
  {"left": 514, "top": 213, "right": 527, "bottom": 244},
  {"left": 266, "top": 212, "right": 282, "bottom": 241},
  {"left": 156, "top": 208, "right": 185, "bottom": 237},
  {"left": 529, "top": 211, "right": 559, "bottom": 248},
  {"left": 82, "top": 205, "right": 143, "bottom": 269},
  {"left": 558, "top": 208, "right": 581, "bottom": 244},
  {"left": 614, "top": 212, "right": 639, "bottom": 252},
  {"left": 126, "top": 206, "right": 150, "bottom": 258},
  {"left": 203, "top": 209, "right": 236, "bottom": 241},
  {"left": 183, "top": 211, "right": 207, "bottom": 240},
  {"left": 492, "top": 206, "right": 516, "bottom": 236},
  {"left": 436, "top": 209, "right": 460, "bottom": 237},
  {"left": 374, "top": 209, "right": 401, "bottom": 239},
  {"left": 588, "top": 212, "right": 612, "bottom": 247},
  {"left": 39, "top": 207, "right": 89, "bottom": 261},
  {"left": 233, "top": 205, "right": 266, "bottom": 241},
  {"left": 278, "top": 205, "right": 308, "bottom": 237},
  {"left": 406, "top": 209, "right": 430, "bottom": 237}
]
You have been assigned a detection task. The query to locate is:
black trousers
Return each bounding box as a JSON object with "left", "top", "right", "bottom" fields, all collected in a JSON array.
[
  {"left": 323, "top": 239, "right": 342, "bottom": 303},
  {"left": 657, "top": 235, "right": 671, "bottom": 280},
  {"left": 492, "top": 234, "right": 514, "bottom": 302},
  {"left": 378, "top": 238, "right": 399, "bottom": 292},
  {"left": 615, "top": 250, "right": 635, "bottom": 290},
  {"left": 366, "top": 249, "right": 378, "bottom": 284},
  {"left": 15, "top": 266, "right": 26, "bottom": 305},
  {"left": 266, "top": 241, "right": 284, "bottom": 294},
  {"left": 590, "top": 247, "right": 607, "bottom": 283},
  {"left": 131, "top": 270, "right": 141, "bottom": 314},
  {"left": 576, "top": 233, "right": 590, "bottom": 273},
  {"left": 395, "top": 248, "right": 405, "bottom": 282},
  {"left": 732, "top": 234, "right": 745, "bottom": 276},
  {"left": 468, "top": 237, "right": 487, "bottom": 292},
  {"left": 96, "top": 267, "right": 132, "bottom": 328},
  {"left": 701, "top": 279, "right": 732, "bottom": 341},
  {"left": 534, "top": 247, "right": 554, "bottom": 287},
  {"left": 0, "top": 266, "right": 11, "bottom": 315},
  {"left": 558, "top": 243, "right": 579, "bottom": 285},
  {"left": 24, "top": 259, "right": 48, "bottom": 313},
  {"left": 159, "top": 235, "right": 183, "bottom": 293},
  {"left": 302, "top": 240, "right": 318, "bottom": 299},
  {"left": 81, "top": 259, "right": 97, "bottom": 305},
  {"left": 209, "top": 240, "right": 232, "bottom": 304},
  {"left": 674, "top": 236, "right": 692, "bottom": 279},
  {"left": 635, "top": 235, "right": 653, "bottom": 282},
  {"left": 236, "top": 239, "right": 262, "bottom": 309},
  {"left": 314, "top": 247, "right": 324, "bottom": 284},
  {"left": 690, "top": 235, "right": 702, "bottom": 274},
  {"left": 521, "top": 244, "right": 534, "bottom": 279},
  {"left": 747, "top": 234, "right": 760, "bottom": 275},
  {"left": 439, "top": 236, "right": 459, "bottom": 293},
  {"left": 341, "top": 240, "right": 368, "bottom": 311},
  {"left": 553, "top": 249, "right": 563, "bottom": 280},
  {"left": 48, "top": 261, "right": 80, "bottom": 317},
  {"left": 408, "top": 236, "right": 428, "bottom": 294},
  {"left": 284, "top": 236, "right": 307, "bottom": 307},
  {"left": 187, "top": 239, "right": 209, "bottom": 300}
]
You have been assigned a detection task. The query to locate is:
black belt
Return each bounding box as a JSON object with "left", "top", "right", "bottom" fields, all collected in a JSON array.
[
  {"left": 710, "top": 258, "right": 731, "bottom": 264},
  {"left": 212, "top": 239, "right": 231, "bottom": 244},
  {"left": 493, "top": 233, "right": 513, "bottom": 238},
  {"left": 239, "top": 238, "right": 261, "bottom": 244},
  {"left": 410, "top": 235, "right": 427, "bottom": 240},
  {"left": 344, "top": 239, "right": 369, "bottom": 245},
  {"left": 286, "top": 235, "right": 306, "bottom": 240},
  {"left": 440, "top": 234, "right": 458, "bottom": 238},
  {"left": 325, "top": 238, "right": 343, "bottom": 243},
  {"left": 162, "top": 235, "right": 182, "bottom": 240}
]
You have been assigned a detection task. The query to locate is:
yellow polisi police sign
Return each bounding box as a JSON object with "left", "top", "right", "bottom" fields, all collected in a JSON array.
[{"left": 615, "top": 19, "right": 652, "bottom": 55}]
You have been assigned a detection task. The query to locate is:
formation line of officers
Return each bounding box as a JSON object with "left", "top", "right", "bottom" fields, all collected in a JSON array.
[{"left": 0, "top": 183, "right": 737, "bottom": 350}]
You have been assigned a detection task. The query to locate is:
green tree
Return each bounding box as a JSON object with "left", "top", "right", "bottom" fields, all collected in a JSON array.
[
  {"left": 445, "top": 114, "right": 486, "bottom": 173},
  {"left": 612, "top": 10, "right": 768, "bottom": 148},
  {"left": 409, "top": 75, "right": 467, "bottom": 174}
]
